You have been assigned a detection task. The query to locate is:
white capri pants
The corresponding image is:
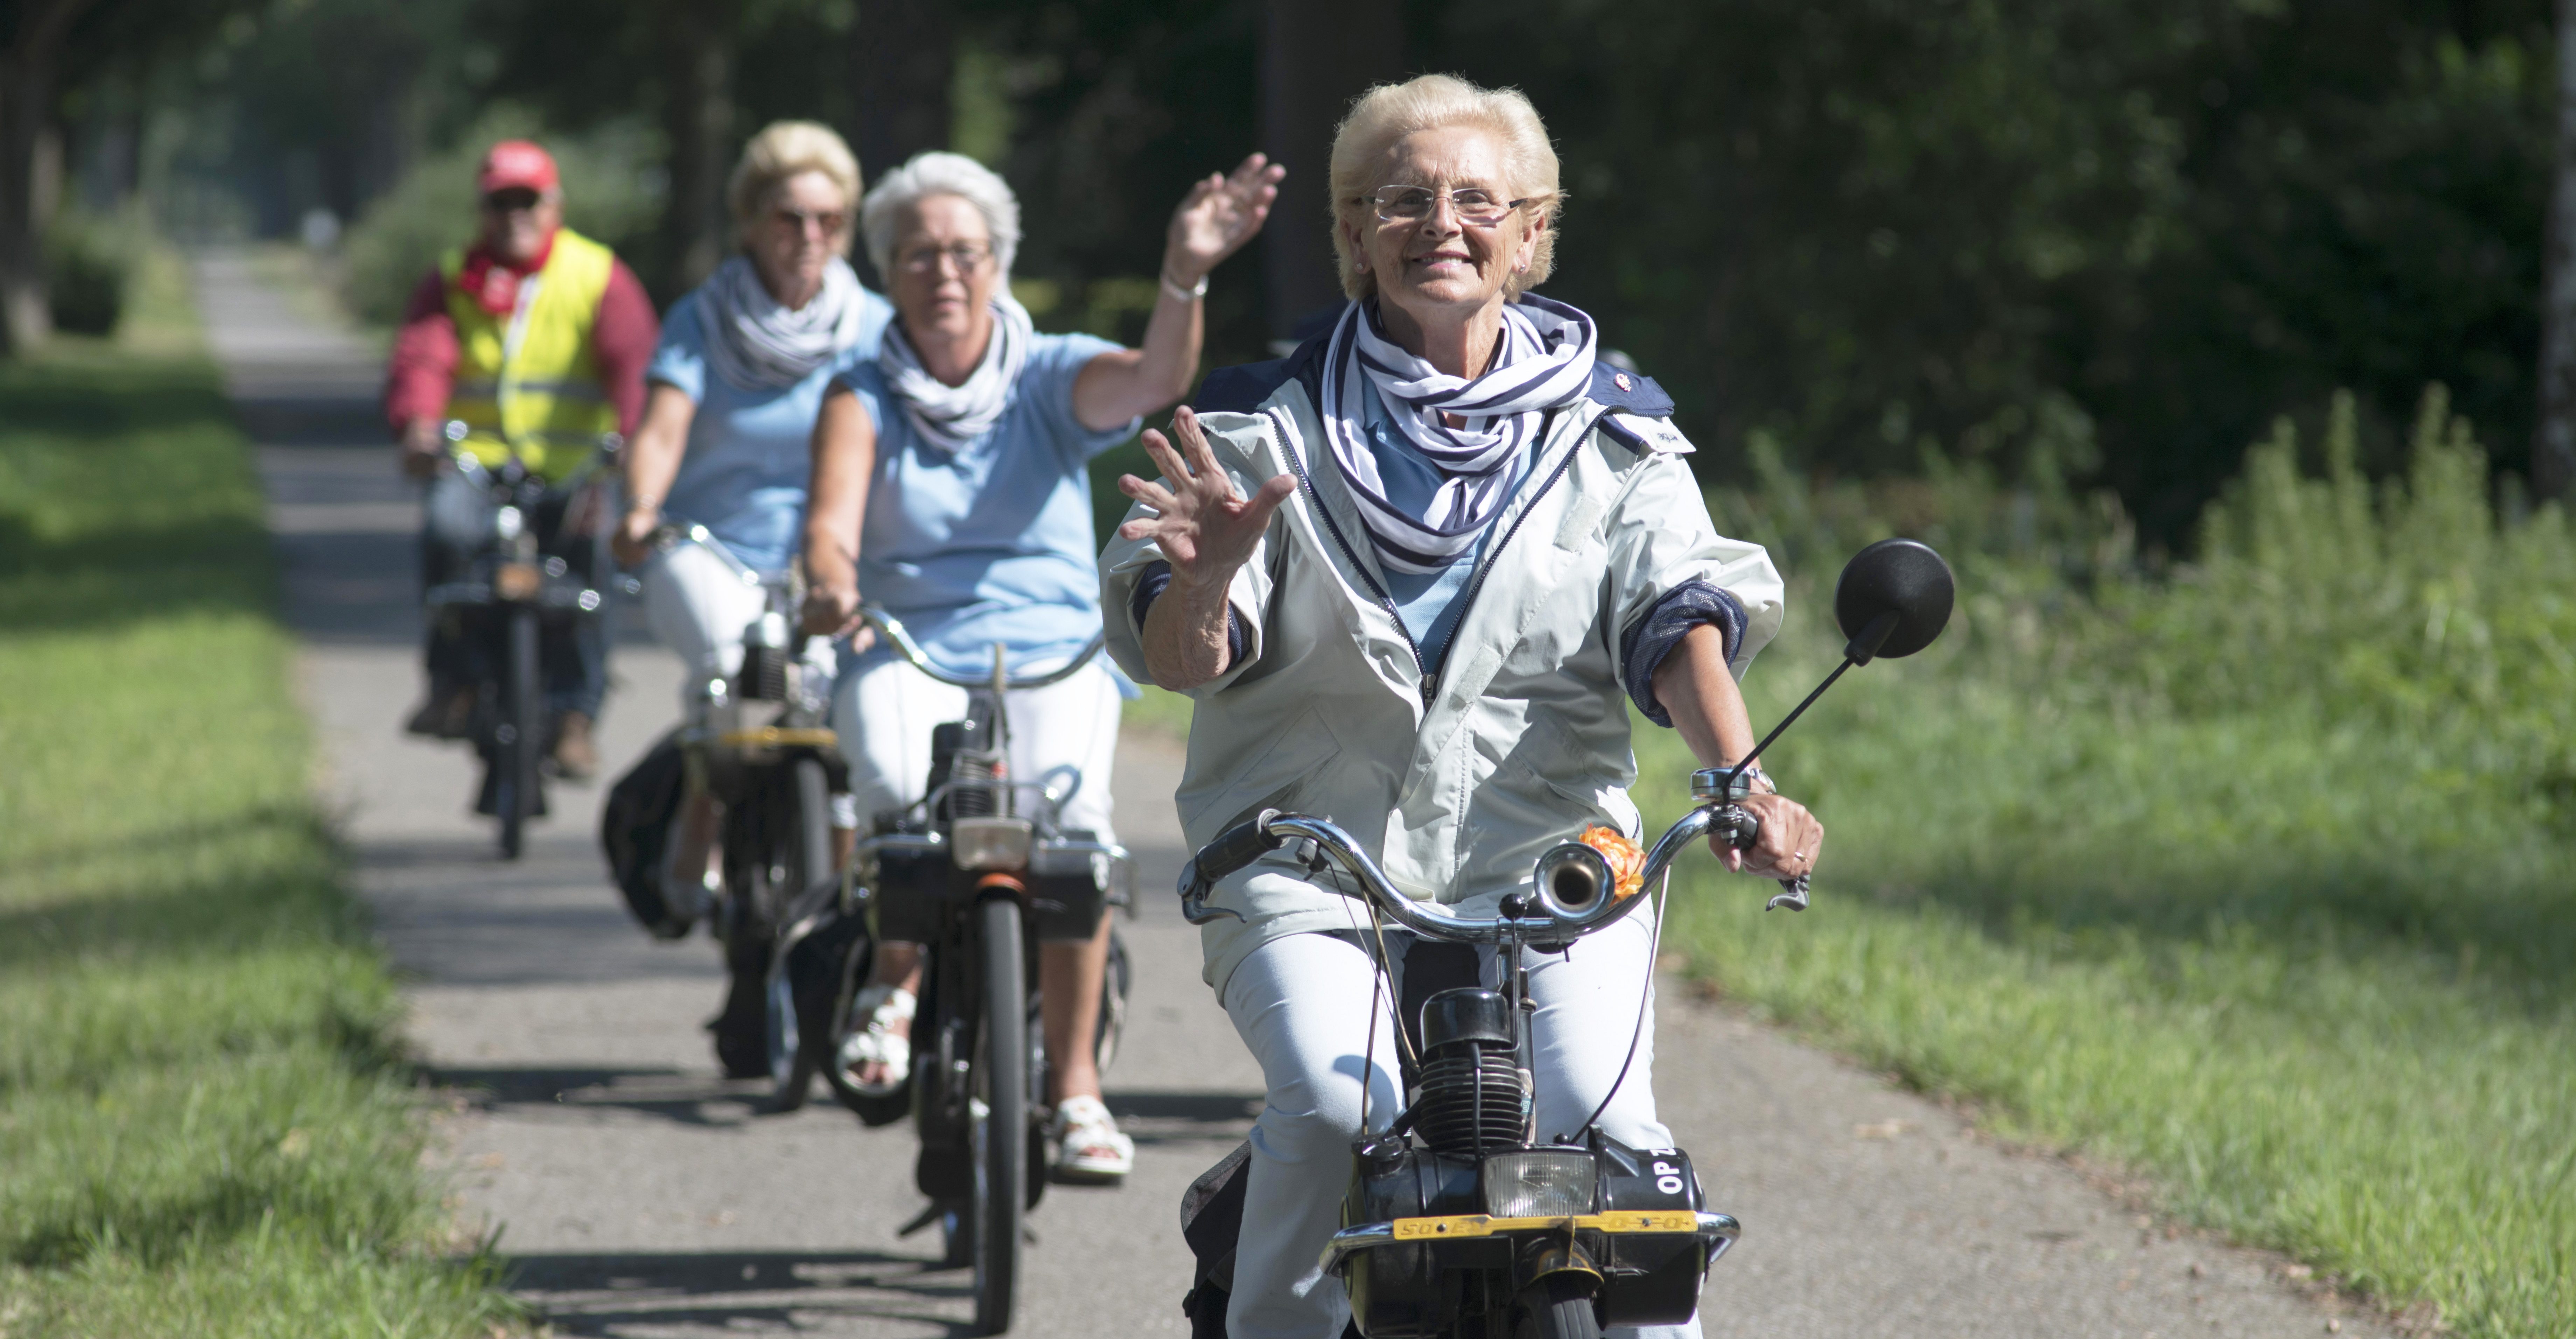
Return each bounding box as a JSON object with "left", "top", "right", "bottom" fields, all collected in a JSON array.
[
  {"left": 1221, "top": 914, "right": 1699, "bottom": 1339},
  {"left": 833, "top": 652, "right": 1121, "bottom": 865},
  {"left": 639, "top": 542, "right": 834, "bottom": 712}
]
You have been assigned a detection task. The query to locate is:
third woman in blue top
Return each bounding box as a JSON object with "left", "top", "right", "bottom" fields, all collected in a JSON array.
[{"left": 803, "top": 148, "right": 1283, "bottom": 1184}]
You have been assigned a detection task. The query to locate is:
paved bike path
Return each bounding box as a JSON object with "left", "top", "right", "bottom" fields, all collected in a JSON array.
[{"left": 206, "top": 248, "right": 2382, "bottom": 1339}]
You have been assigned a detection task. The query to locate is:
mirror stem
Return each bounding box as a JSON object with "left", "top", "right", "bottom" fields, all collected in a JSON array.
[
  {"left": 1845, "top": 610, "right": 1899, "bottom": 665},
  {"left": 1726, "top": 654, "right": 1857, "bottom": 791}
]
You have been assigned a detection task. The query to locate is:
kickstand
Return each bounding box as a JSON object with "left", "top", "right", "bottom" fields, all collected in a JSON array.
[{"left": 896, "top": 1202, "right": 946, "bottom": 1237}]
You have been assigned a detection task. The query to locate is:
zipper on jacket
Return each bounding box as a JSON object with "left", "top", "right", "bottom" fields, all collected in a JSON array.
[
  {"left": 1271, "top": 406, "right": 1584, "bottom": 710},
  {"left": 1418, "top": 410, "right": 1578, "bottom": 707},
  {"left": 1268, "top": 408, "right": 1436, "bottom": 702}
]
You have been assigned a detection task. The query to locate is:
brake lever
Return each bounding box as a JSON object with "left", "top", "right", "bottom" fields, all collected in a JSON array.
[{"left": 1765, "top": 875, "right": 1809, "bottom": 912}]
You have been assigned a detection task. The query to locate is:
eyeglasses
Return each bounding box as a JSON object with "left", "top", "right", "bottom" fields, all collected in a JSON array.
[
  {"left": 1367, "top": 185, "right": 1543, "bottom": 226},
  {"left": 482, "top": 188, "right": 544, "bottom": 214},
  {"left": 895, "top": 242, "right": 994, "bottom": 274},
  {"left": 774, "top": 207, "right": 847, "bottom": 235}
]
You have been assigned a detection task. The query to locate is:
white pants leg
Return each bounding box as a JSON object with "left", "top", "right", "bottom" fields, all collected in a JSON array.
[
  {"left": 831, "top": 654, "right": 1121, "bottom": 843},
  {"left": 1221, "top": 931, "right": 1402, "bottom": 1339},
  {"left": 640, "top": 544, "right": 840, "bottom": 713},
  {"left": 1223, "top": 914, "right": 1702, "bottom": 1339}
]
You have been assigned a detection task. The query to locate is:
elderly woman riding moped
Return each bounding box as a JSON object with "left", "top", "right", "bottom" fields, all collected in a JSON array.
[
  {"left": 1103, "top": 75, "right": 1820, "bottom": 1338},
  {"left": 804, "top": 148, "right": 1284, "bottom": 1184}
]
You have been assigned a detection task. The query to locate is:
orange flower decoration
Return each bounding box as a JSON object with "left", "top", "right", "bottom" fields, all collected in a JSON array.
[{"left": 1578, "top": 825, "right": 1647, "bottom": 900}]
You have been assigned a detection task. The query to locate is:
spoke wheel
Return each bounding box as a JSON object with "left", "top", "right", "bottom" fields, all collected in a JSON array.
[
  {"left": 971, "top": 897, "right": 1027, "bottom": 1336},
  {"left": 496, "top": 606, "right": 542, "bottom": 860}
]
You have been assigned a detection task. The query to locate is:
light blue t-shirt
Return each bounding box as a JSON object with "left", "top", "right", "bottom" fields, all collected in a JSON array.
[
  {"left": 835, "top": 332, "right": 1136, "bottom": 676},
  {"left": 646, "top": 284, "right": 896, "bottom": 573},
  {"left": 1362, "top": 383, "right": 1535, "bottom": 676}
]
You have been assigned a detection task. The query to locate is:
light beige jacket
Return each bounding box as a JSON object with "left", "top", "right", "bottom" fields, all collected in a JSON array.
[{"left": 1101, "top": 362, "right": 1783, "bottom": 992}]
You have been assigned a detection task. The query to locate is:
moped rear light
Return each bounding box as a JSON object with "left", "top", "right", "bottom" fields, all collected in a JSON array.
[
  {"left": 1482, "top": 1149, "right": 1596, "bottom": 1218},
  {"left": 494, "top": 562, "right": 542, "bottom": 601}
]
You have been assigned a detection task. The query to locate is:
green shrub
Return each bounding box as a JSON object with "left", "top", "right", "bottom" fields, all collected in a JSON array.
[
  {"left": 338, "top": 108, "right": 663, "bottom": 328},
  {"left": 44, "top": 212, "right": 136, "bottom": 338}
]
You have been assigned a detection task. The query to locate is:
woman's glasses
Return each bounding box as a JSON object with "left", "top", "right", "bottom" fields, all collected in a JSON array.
[
  {"left": 895, "top": 242, "right": 994, "bottom": 274},
  {"left": 1368, "top": 186, "right": 1542, "bottom": 226},
  {"left": 774, "top": 207, "right": 848, "bottom": 236}
]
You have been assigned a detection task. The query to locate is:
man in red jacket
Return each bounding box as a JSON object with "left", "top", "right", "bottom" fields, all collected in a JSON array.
[{"left": 383, "top": 140, "right": 658, "bottom": 779}]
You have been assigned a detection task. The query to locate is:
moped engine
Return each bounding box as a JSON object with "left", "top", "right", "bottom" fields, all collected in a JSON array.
[{"left": 1413, "top": 988, "right": 1530, "bottom": 1155}]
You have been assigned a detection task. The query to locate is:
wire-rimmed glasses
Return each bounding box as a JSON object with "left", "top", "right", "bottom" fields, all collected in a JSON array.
[{"left": 1367, "top": 185, "right": 1545, "bottom": 226}]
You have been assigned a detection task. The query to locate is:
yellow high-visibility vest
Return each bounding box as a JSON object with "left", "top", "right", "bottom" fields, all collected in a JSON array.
[{"left": 440, "top": 227, "right": 621, "bottom": 480}]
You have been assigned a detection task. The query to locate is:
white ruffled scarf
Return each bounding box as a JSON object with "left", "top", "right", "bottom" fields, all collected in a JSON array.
[
  {"left": 876, "top": 294, "right": 1035, "bottom": 454},
  {"left": 699, "top": 255, "right": 873, "bottom": 392}
]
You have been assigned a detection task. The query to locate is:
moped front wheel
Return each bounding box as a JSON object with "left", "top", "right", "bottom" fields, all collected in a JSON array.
[
  {"left": 496, "top": 605, "right": 541, "bottom": 860},
  {"left": 971, "top": 896, "right": 1027, "bottom": 1336},
  {"left": 1510, "top": 1274, "right": 1604, "bottom": 1339},
  {"left": 764, "top": 758, "right": 836, "bottom": 1109}
]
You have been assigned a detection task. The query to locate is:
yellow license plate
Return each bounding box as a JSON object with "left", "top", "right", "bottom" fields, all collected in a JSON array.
[{"left": 1388, "top": 1210, "right": 1699, "bottom": 1241}]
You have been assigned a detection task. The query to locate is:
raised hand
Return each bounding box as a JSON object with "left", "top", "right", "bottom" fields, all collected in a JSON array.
[
  {"left": 1116, "top": 406, "right": 1296, "bottom": 586},
  {"left": 1165, "top": 154, "right": 1286, "bottom": 283}
]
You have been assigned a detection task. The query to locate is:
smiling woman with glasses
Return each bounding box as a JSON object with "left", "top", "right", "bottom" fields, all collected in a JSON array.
[{"left": 797, "top": 146, "right": 1281, "bottom": 1187}]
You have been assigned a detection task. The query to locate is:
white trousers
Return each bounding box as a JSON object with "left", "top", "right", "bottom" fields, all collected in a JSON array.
[
  {"left": 638, "top": 543, "right": 833, "bottom": 713},
  {"left": 832, "top": 654, "right": 1120, "bottom": 844},
  {"left": 1220, "top": 918, "right": 1701, "bottom": 1339}
]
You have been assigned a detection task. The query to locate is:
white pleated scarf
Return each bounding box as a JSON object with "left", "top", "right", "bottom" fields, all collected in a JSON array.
[
  {"left": 876, "top": 294, "right": 1034, "bottom": 455},
  {"left": 699, "top": 255, "right": 874, "bottom": 392},
  {"left": 1317, "top": 295, "right": 1598, "bottom": 573}
]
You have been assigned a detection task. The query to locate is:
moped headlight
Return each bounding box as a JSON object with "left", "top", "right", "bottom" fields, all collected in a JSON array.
[{"left": 1482, "top": 1149, "right": 1596, "bottom": 1218}]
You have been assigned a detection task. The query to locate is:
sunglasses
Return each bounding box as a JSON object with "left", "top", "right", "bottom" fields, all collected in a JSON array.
[{"left": 482, "top": 188, "right": 544, "bottom": 214}]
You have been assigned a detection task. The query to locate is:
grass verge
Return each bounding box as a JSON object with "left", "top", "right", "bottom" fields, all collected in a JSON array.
[
  {"left": 0, "top": 265, "right": 514, "bottom": 1336},
  {"left": 1649, "top": 396, "right": 2575, "bottom": 1338}
]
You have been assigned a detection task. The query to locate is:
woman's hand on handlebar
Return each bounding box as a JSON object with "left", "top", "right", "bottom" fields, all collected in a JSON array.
[
  {"left": 610, "top": 505, "right": 659, "bottom": 568},
  {"left": 1722, "top": 792, "right": 1822, "bottom": 880}
]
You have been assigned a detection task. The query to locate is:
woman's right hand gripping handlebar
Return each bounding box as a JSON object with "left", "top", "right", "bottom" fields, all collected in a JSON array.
[{"left": 1115, "top": 406, "right": 1297, "bottom": 690}]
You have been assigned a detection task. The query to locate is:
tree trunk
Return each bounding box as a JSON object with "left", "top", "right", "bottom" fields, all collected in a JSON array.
[
  {"left": 1258, "top": 0, "right": 1404, "bottom": 345},
  {"left": 2536, "top": 0, "right": 2576, "bottom": 498},
  {"left": 850, "top": 1, "right": 953, "bottom": 182},
  {"left": 657, "top": 0, "right": 735, "bottom": 296}
]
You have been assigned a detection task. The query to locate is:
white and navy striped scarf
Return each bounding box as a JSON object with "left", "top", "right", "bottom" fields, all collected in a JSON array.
[
  {"left": 1318, "top": 296, "right": 1598, "bottom": 574},
  {"left": 699, "top": 255, "right": 873, "bottom": 392},
  {"left": 877, "top": 293, "right": 1034, "bottom": 455}
]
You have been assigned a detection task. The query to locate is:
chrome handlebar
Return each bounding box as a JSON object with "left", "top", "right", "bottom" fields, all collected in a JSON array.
[
  {"left": 858, "top": 605, "right": 1109, "bottom": 692},
  {"left": 1179, "top": 798, "right": 1809, "bottom": 945}
]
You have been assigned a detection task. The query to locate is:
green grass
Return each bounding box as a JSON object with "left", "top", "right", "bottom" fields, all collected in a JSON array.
[
  {"left": 0, "top": 272, "right": 514, "bottom": 1336},
  {"left": 1647, "top": 392, "right": 2576, "bottom": 1337}
]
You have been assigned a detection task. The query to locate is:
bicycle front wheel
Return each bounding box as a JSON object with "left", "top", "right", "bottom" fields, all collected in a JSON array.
[
  {"left": 765, "top": 757, "right": 837, "bottom": 1109},
  {"left": 971, "top": 896, "right": 1027, "bottom": 1336}
]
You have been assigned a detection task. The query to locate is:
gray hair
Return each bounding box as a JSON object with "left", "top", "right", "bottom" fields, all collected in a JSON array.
[{"left": 860, "top": 151, "right": 1021, "bottom": 280}]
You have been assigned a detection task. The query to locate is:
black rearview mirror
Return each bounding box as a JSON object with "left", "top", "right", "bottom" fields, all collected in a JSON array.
[{"left": 1834, "top": 537, "right": 1955, "bottom": 664}]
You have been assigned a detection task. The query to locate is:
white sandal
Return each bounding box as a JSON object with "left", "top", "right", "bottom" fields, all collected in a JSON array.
[
  {"left": 1049, "top": 1094, "right": 1134, "bottom": 1183},
  {"left": 838, "top": 984, "right": 915, "bottom": 1097}
]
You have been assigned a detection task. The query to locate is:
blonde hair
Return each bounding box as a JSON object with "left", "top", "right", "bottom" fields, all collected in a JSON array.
[
  {"left": 860, "top": 151, "right": 1023, "bottom": 280},
  {"left": 1328, "top": 74, "right": 1563, "bottom": 302},
  {"left": 728, "top": 121, "right": 862, "bottom": 253}
]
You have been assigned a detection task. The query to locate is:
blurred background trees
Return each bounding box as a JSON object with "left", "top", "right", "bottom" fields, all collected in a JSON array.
[{"left": 3, "top": 0, "right": 2564, "bottom": 538}]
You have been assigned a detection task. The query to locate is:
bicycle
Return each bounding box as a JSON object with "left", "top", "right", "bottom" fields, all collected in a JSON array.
[
  {"left": 844, "top": 606, "right": 1134, "bottom": 1336},
  {"left": 644, "top": 523, "right": 849, "bottom": 1106},
  {"left": 422, "top": 421, "right": 618, "bottom": 859}
]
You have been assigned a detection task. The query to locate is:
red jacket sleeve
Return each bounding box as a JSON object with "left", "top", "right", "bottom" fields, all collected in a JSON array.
[
  {"left": 383, "top": 269, "right": 458, "bottom": 437},
  {"left": 591, "top": 260, "right": 659, "bottom": 435}
]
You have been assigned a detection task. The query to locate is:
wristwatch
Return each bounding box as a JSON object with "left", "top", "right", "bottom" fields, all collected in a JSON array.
[{"left": 1690, "top": 762, "right": 1775, "bottom": 802}]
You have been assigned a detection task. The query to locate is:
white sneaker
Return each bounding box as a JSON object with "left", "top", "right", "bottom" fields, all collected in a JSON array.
[
  {"left": 837, "top": 985, "right": 915, "bottom": 1097},
  {"left": 1049, "top": 1094, "right": 1134, "bottom": 1183}
]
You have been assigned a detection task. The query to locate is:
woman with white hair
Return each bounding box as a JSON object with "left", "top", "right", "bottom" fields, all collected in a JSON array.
[
  {"left": 1101, "top": 75, "right": 1818, "bottom": 1336},
  {"left": 612, "top": 122, "right": 891, "bottom": 1024},
  {"left": 608, "top": 123, "right": 891, "bottom": 1014},
  {"left": 804, "top": 148, "right": 1284, "bottom": 1182}
]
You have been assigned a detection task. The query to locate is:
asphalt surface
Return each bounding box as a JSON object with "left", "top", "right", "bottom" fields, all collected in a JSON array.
[{"left": 203, "top": 248, "right": 2385, "bottom": 1339}]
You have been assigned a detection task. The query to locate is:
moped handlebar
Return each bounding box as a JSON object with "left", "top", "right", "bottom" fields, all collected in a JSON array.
[
  {"left": 857, "top": 605, "right": 1108, "bottom": 693},
  {"left": 648, "top": 522, "right": 769, "bottom": 587},
  {"left": 1182, "top": 792, "right": 1809, "bottom": 941}
]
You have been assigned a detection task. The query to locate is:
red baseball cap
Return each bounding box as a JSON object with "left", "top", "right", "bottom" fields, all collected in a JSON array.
[{"left": 477, "top": 140, "right": 559, "bottom": 196}]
